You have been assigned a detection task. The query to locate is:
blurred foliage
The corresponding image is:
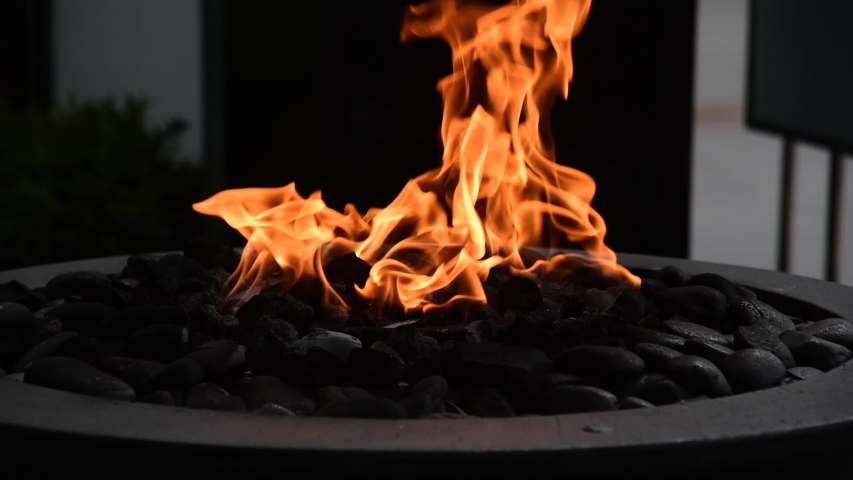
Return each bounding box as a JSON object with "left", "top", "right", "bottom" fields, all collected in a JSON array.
[{"left": 0, "top": 96, "right": 202, "bottom": 270}]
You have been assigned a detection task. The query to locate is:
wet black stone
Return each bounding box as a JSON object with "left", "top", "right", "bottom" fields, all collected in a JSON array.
[
  {"left": 802, "top": 318, "right": 853, "bottom": 350},
  {"left": 443, "top": 343, "right": 552, "bottom": 387},
  {"left": 720, "top": 348, "right": 787, "bottom": 393},
  {"left": 0, "top": 310, "right": 35, "bottom": 368},
  {"left": 126, "top": 323, "right": 186, "bottom": 364},
  {"left": 243, "top": 375, "right": 316, "bottom": 414},
  {"left": 495, "top": 276, "right": 543, "bottom": 313},
  {"left": 639, "top": 278, "right": 666, "bottom": 300},
  {"left": 778, "top": 330, "right": 853, "bottom": 371},
  {"left": 728, "top": 299, "right": 795, "bottom": 334},
  {"left": 236, "top": 292, "right": 314, "bottom": 335},
  {"left": 314, "top": 397, "right": 406, "bottom": 419},
  {"left": 619, "top": 396, "right": 654, "bottom": 409},
  {"left": 44, "top": 302, "right": 117, "bottom": 336},
  {"left": 97, "top": 356, "right": 164, "bottom": 389},
  {"left": 185, "top": 383, "right": 245, "bottom": 411},
  {"left": 583, "top": 336, "right": 627, "bottom": 349},
  {"left": 542, "top": 385, "right": 618, "bottom": 414},
  {"left": 30, "top": 313, "right": 63, "bottom": 346},
  {"left": 0, "top": 302, "right": 30, "bottom": 314},
  {"left": 685, "top": 273, "right": 739, "bottom": 305},
  {"left": 682, "top": 338, "right": 734, "bottom": 366},
  {"left": 615, "top": 324, "right": 686, "bottom": 350},
  {"left": 632, "top": 343, "right": 682, "bottom": 372},
  {"left": 655, "top": 286, "right": 727, "bottom": 329},
  {"left": 123, "top": 254, "right": 160, "bottom": 279},
  {"left": 603, "top": 289, "right": 645, "bottom": 324},
  {"left": 554, "top": 346, "right": 645, "bottom": 379},
  {"left": 186, "top": 340, "right": 247, "bottom": 375},
  {"left": 315, "top": 385, "right": 373, "bottom": 407},
  {"left": 136, "top": 357, "right": 205, "bottom": 397},
  {"left": 44, "top": 271, "right": 127, "bottom": 308},
  {"left": 656, "top": 266, "right": 691, "bottom": 286},
  {"left": 12, "top": 331, "right": 77, "bottom": 372},
  {"left": 97, "top": 305, "right": 190, "bottom": 338},
  {"left": 189, "top": 304, "right": 241, "bottom": 340},
  {"left": 782, "top": 366, "right": 824, "bottom": 384},
  {"left": 494, "top": 318, "right": 558, "bottom": 354},
  {"left": 385, "top": 327, "right": 440, "bottom": 362},
  {"left": 346, "top": 346, "right": 405, "bottom": 389},
  {"left": 24, "top": 356, "right": 135, "bottom": 400},
  {"left": 278, "top": 345, "right": 344, "bottom": 388},
  {"left": 661, "top": 318, "right": 731, "bottom": 347},
  {"left": 0, "top": 281, "right": 45, "bottom": 311},
  {"left": 735, "top": 326, "right": 795, "bottom": 368},
  {"left": 137, "top": 390, "right": 176, "bottom": 406},
  {"left": 399, "top": 375, "right": 449, "bottom": 417},
  {"left": 459, "top": 387, "right": 515, "bottom": 417},
  {"left": 617, "top": 373, "right": 691, "bottom": 405},
  {"left": 665, "top": 355, "right": 732, "bottom": 398}
]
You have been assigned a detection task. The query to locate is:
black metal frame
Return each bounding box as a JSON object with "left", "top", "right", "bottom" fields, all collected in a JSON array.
[
  {"left": 746, "top": 0, "right": 850, "bottom": 282},
  {"left": 2, "top": 253, "right": 853, "bottom": 477}
]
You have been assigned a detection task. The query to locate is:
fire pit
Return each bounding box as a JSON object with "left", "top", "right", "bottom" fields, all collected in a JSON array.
[
  {"left": 3, "top": 0, "right": 851, "bottom": 476},
  {"left": 1, "top": 251, "right": 852, "bottom": 477}
]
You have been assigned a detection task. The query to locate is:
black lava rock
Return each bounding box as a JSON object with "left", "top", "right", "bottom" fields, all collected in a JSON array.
[
  {"left": 494, "top": 318, "right": 558, "bottom": 354},
  {"left": 183, "top": 237, "right": 240, "bottom": 272},
  {"left": 385, "top": 327, "right": 440, "bottom": 362},
  {"left": 720, "top": 348, "right": 786, "bottom": 393},
  {"left": 24, "top": 356, "right": 135, "bottom": 400},
  {"left": 186, "top": 340, "right": 247, "bottom": 375},
  {"left": 278, "top": 345, "right": 344, "bottom": 388},
  {"left": 236, "top": 292, "right": 314, "bottom": 334},
  {"left": 125, "top": 323, "right": 187, "bottom": 363},
  {"left": 778, "top": 330, "right": 853, "bottom": 371},
  {"left": 603, "top": 288, "right": 645, "bottom": 324},
  {"left": 495, "top": 276, "right": 543, "bottom": 313},
  {"left": 189, "top": 304, "right": 241, "bottom": 340}
]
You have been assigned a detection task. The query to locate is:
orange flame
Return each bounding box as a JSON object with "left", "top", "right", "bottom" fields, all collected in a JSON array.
[{"left": 193, "top": 0, "right": 639, "bottom": 314}]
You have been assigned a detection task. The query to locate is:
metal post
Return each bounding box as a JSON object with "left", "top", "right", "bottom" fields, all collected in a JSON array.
[
  {"left": 825, "top": 150, "right": 844, "bottom": 282},
  {"left": 777, "top": 137, "right": 795, "bottom": 272}
]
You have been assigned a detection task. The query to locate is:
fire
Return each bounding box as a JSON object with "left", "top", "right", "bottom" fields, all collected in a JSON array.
[{"left": 193, "top": 0, "right": 639, "bottom": 313}]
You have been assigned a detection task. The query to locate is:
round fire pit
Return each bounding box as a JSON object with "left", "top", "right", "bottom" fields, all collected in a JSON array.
[{"left": 1, "top": 253, "right": 852, "bottom": 477}]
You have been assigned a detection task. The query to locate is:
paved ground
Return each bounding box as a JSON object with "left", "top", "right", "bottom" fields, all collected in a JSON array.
[{"left": 691, "top": 0, "right": 852, "bottom": 284}]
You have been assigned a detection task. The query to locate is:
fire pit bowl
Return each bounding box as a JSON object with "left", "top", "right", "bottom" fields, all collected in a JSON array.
[{"left": 1, "top": 253, "right": 852, "bottom": 478}]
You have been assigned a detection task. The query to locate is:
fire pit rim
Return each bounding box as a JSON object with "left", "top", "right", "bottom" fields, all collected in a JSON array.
[{"left": 1, "top": 252, "right": 852, "bottom": 457}]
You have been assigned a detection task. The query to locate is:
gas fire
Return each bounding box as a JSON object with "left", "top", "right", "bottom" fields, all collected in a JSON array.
[{"left": 193, "top": 0, "right": 640, "bottom": 313}]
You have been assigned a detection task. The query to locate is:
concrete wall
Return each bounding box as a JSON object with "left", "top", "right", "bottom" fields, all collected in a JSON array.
[
  {"left": 691, "top": 0, "right": 853, "bottom": 284},
  {"left": 52, "top": 0, "right": 202, "bottom": 163}
]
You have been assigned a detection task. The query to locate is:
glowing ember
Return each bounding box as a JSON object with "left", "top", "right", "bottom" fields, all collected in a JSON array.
[{"left": 193, "top": 0, "right": 639, "bottom": 313}]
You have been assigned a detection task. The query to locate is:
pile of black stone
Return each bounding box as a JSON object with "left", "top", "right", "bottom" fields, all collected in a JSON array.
[{"left": 1, "top": 237, "right": 852, "bottom": 419}]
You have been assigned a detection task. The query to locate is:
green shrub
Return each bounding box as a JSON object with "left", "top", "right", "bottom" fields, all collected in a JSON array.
[{"left": 0, "top": 96, "right": 202, "bottom": 270}]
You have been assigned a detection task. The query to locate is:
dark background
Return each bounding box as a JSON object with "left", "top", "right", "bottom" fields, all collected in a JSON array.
[
  {"left": 1, "top": 0, "right": 696, "bottom": 267},
  {"left": 224, "top": 0, "right": 696, "bottom": 257}
]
